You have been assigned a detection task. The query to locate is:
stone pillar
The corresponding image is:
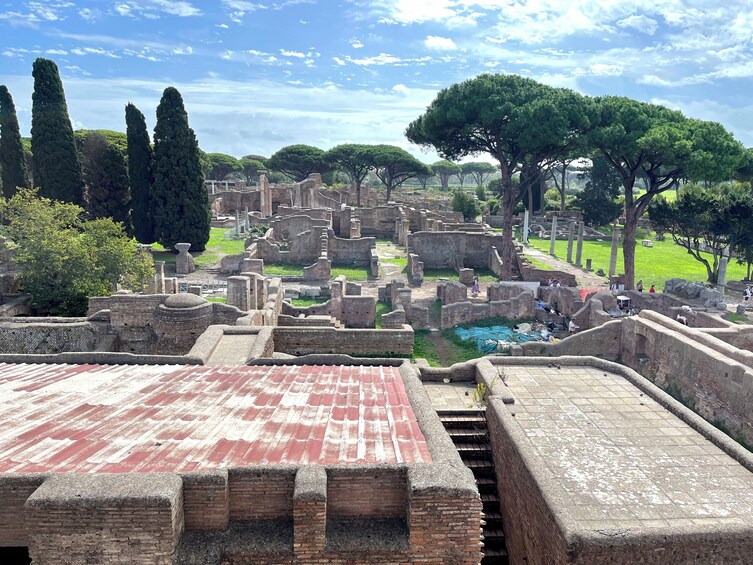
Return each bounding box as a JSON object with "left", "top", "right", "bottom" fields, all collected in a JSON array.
[
  {"left": 175, "top": 243, "right": 196, "bottom": 275},
  {"left": 154, "top": 261, "right": 166, "bottom": 294},
  {"left": 522, "top": 209, "right": 529, "bottom": 244},
  {"left": 227, "top": 276, "right": 251, "bottom": 311},
  {"left": 566, "top": 222, "right": 575, "bottom": 263},
  {"left": 244, "top": 206, "right": 250, "bottom": 231},
  {"left": 235, "top": 210, "right": 241, "bottom": 234},
  {"left": 549, "top": 215, "right": 558, "bottom": 256},
  {"left": 294, "top": 466, "right": 327, "bottom": 559},
  {"left": 350, "top": 218, "right": 361, "bottom": 239},
  {"left": 718, "top": 256, "right": 729, "bottom": 297},
  {"left": 575, "top": 221, "right": 584, "bottom": 268},
  {"left": 608, "top": 229, "right": 620, "bottom": 278},
  {"left": 188, "top": 285, "right": 202, "bottom": 296},
  {"left": 164, "top": 278, "right": 178, "bottom": 294},
  {"left": 586, "top": 258, "right": 592, "bottom": 271}
]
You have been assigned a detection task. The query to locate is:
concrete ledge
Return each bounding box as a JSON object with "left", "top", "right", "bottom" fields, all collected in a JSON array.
[
  {"left": 26, "top": 473, "right": 182, "bottom": 508},
  {"left": 408, "top": 463, "right": 478, "bottom": 499},
  {"left": 294, "top": 466, "right": 326, "bottom": 503}
]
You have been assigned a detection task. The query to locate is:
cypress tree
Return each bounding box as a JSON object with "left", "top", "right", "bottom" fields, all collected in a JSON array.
[
  {"left": 125, "top": 103, "right": 156, "bottom": 243},
  {"left": 0, "top": 85, "right": 30, "bottom": 197},
  {"left": 31, "top": 58, "right": 84, "bottom": 204},
  {"left": 152, "top": 87, "right": 210, "bottom": 251},
  {"left": 79, "top": 132, "right": 132, "bottom": 234}
]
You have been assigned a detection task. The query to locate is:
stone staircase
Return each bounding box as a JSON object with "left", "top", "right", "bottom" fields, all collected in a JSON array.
[{"left": 437, "top": 409, "right": 508, "bottom": 565}]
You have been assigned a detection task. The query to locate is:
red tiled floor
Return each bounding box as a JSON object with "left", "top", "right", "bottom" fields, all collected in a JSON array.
[{"left": 0, "top": 363, "right": 431, "bottom": 473}]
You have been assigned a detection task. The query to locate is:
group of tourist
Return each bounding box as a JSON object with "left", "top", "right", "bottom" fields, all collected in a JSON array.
[{"left": 546, "top": 278, "right": 563, "bottom": 287}]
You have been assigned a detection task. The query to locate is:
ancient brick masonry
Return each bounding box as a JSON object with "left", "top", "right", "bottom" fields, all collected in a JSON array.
[{"left": 25, "top": 474, "right": 184, "bottom": 565}]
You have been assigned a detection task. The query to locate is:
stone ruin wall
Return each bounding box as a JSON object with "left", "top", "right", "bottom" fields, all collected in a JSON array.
[
  {"left": 407, "top": 231, "right": 506, "bottom": 270},
  {"left": 0, "top": 318, "right": 110, "bottom": 354}
]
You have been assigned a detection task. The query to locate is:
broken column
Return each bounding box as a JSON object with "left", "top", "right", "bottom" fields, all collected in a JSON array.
[
  {"left": 154, "top": 261, "right": 166, "bottom": 294},
  {"left": 522, "top": 209, "right": 529, "bottom": 244},
  {"left": 566, "top": 222, "right": 575, "bottom": 263},
  {"left": 244, "top": 206, "right": 250, "bottom": 231},
  {"left": 241, "top": 258, "right": 264, "bottom": 275},
  {"left": 575, "top": 221, "right": 584, "bottom": 268},
  {"left": 549, "top": 215, "right": 558, "bottom": 256},
  {"left": 608, "top": 229, "right": 620, "bottom": 278},
  {"left": 175, "top": 243, "right": 196, "bottom": 275}
]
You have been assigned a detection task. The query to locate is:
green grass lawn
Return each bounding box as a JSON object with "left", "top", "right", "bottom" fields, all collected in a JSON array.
[
  {"left": 523, "top": 254, "right": 554, "bottom": 271},
  {"left": 375, "top": 301, "right": 391, "bottom": 329},
  {"left": 262, "top": 263, "right": 370, "bottom": 280},
  {"left": 422, "top": 267, "right": 498, "bottom": 282},
  {"left": 528, "top": 235, "right": 745, "bottom": 289},
  {"left": 291, "top": 296, "right": 328, "bottom": 307},
  {"left": 151, "top": 228, "right": 246, "bottom": 267},
  {"left": 413, "top": 329, "right": 485, "bottom": 367},
  {"left": 331, "top": 264, "right": 371, "bottom": 280},
  {"left": 205, "top": 296, "right": 227, "bottom": 304},
  {"left": 380, "top": 257, "right": 407, "bottom": 268},
  {"left": 264, "top": 264, "right": 305, "bottom": 276}
]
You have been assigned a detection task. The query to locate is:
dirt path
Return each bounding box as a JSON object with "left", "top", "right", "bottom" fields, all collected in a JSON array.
[{"left": 523, "top": 245, "right": 609, "bottom": 289}]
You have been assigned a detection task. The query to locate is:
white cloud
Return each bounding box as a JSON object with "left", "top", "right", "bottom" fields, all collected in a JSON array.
[
  {"left": 78, "top": 8, "right": 96, "bottom": 22},
  {"left": 0, "top": 73, "right": 444, "bottom": 160},
  {"left": 114, "top": 0, "right": 201, "bottom": 18},
  {"left": 280, "top": 49, "right": 306, "bottom": 58},
  {"left": 348, "top": 52, "right": 402, "bottom": 65},
  {"left": 351, "top": 39, "right": 364, "bottom": 48},
  {"left": 333, "top": 56, "right": 346, "bottom": 65},
  {"left": 424, "top": 35, "right": 456, "bottom": 50},
  {"left": 45, "top": 48, "right": 68, "bottom": 55},
  {"left": 392, "top": 83, "right": 410, "bottom": 95},
  {"left": 617, "top": 14, "right": 659, "bottom": 35}
]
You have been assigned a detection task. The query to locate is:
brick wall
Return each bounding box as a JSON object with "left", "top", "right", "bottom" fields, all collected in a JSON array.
[
  {"left": 272, "top": 326, "right": 414, "bottom": 356},
  {"left": 327, "top": 468, "right": 406, "bottom": 519},
  {"left": 25, "top": 474, "right": 184, "bottom": 565},
  {"left": 228, "top": 467, "right": 296, "bottom": 520},
  {"left": 0, "top": 474, "right": 46, "bottom": 546}
]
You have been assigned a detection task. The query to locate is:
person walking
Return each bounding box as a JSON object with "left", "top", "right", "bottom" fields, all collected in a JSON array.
[
  {"left": 649, "top": 284, "right": 656, "bottom": 294},
  {"left": 471, "top": 276, "right": 479, "bottom": 298},
  {"left": 636, "top": 280, "right": 644, "bottom": 292}
]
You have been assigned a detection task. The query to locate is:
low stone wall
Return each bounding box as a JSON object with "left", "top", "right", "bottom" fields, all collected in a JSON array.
[
  {"left": 440, "top": 293, "right": 534, "bottom": 329},
  {"left": 272, "top": 325, "right": 414, "bottom": 356},
  {"left": 0, "top": 318, "right": 110, "bottom": 354}
]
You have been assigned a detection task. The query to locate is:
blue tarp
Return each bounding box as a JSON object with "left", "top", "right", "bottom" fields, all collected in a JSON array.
[{"left": 455, "top": 324, "right": 546, "bottom": 353}]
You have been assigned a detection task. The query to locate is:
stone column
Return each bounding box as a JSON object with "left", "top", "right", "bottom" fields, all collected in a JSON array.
[
  {"left": 608, "top": 229, "right": 620, "bottom": 278},
  {"left": 718, "top": 256, "right": 729, "bottom": 297},
  {"left": 575, "top": 221, "right": 584, "bottom": 268},
  {"left": 235, "top": 210, "right": 241, "bottom": 234},
  {"left": 566, "top": 222, "right": 575, "bottom": 263},
  {"left": 522, "top": 209, "right": 529, "bottom": 244},
  {"left": 244, "top": 206, "right": 250, "bottom": 231},
  {"left": 154, "top": 261, "right": 166, "bottom": 294},
  {"left": 549, "top": 215, "right": 558, "bottom": 256}
]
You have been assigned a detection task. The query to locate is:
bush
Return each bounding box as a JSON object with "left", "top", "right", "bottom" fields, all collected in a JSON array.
[
  {"left": 475, "top": 185, "right": 486, "bottom": 201},
  {"left": 2, "top": 189, "right": 153, "bottom": 315},
  {"left": 451, "top": 189, "right": 479, "bottom": 221}
]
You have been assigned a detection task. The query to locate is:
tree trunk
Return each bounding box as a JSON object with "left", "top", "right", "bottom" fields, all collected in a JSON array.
[
  {"left": 527, "top": 184, "right": 533, "bottom": 213},
  {"left": 499, "top": 172, "right": 515, "bottom": 280},
  {"left": 386, "top": 184, "right": 392, "bottom": 202},
  {"left": 356, "top": 181, "right": 361, "bottom": 207},
  {"left": 560, "top": 166, "right": 567, "bottom": 212},
  {"left": 622, "top": 207, "right": 638, "bottom": 289}
]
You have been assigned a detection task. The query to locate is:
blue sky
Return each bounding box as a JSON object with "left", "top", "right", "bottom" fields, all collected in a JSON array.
[{"left": 1, "top": 0, "right": 753, "bottom": 161}]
